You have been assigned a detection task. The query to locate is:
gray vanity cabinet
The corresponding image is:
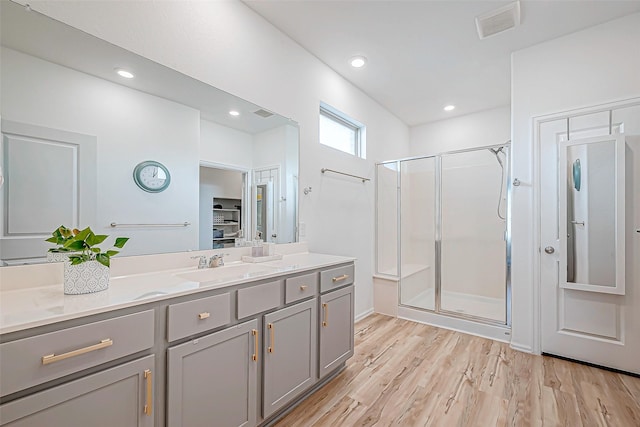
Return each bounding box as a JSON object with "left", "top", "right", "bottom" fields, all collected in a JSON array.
[
  {"left": 262, "top": 299, "right": 317, "bottom": 419},
  {"left": 0, "top": 355, "right": 155, "bottom": 427},
  {"left": 319, "top": 285, "right": 355, "bottom": 378},
  {"left": 166, "top": 319, "right": 258, "bottom": 427}
]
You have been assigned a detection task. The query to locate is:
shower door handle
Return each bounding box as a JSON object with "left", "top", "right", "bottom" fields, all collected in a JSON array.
[{"left": 544, "top": 246, "right": 555, "bottom": 254}]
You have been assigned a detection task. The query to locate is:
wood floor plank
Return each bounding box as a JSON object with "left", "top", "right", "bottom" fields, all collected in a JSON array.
[{"left": 274, "top": 314, "right": 640, "bottom": 427}]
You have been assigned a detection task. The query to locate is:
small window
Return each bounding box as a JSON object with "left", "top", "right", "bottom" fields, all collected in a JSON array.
[{"left": 319, "top": 103, "right": 366, "bottom": 158}]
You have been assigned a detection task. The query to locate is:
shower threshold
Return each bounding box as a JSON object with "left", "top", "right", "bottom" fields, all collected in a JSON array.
[
  {"left": 398, "top": 302, "right": 511, "bottom": 343},
  {"left": 403, "top": 288, "right": 505, "bottom": 323}
]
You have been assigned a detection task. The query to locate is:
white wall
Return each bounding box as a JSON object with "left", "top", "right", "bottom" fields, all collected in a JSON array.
[
  {"left": 511, "top": 12, "right": 640, "bottom": 353},
  {"left": 198, "top": 167, "right": 243, "bottom": 249},
  {"left": 410, "top": 105, "right": 511, "bottom": 156},
  {"left": 253, "top": 124, "right": 298, "bottom": 243},
  {"left": 200, "top": 119, "right": 253, "bottom": 170},
  {"left": 28, "top": 0, "right": 411, "bottom": 318},
  {"left": 1, "top": 47, "right": 200, "bottom": 256}
]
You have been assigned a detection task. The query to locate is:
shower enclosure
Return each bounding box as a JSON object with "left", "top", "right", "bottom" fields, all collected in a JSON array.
[{"left": 376, "top": 144, "right": 511, "bottom": 326}]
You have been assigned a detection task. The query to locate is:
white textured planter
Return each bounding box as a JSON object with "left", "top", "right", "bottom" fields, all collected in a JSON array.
[
  {"left": 63, "top": 260, "right": 110, "bottom": 295},
  {"left": 47, "top": 252, "right": 75, "bottom": 263}
]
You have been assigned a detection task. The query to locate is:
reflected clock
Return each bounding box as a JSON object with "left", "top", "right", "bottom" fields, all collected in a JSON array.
[{"left": 133, "top": 160, "right": 171, "bottom": 193}]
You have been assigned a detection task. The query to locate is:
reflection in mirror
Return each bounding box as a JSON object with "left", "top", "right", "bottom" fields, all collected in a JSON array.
[
  {"left": 0, "top": 1, "right": 299, "bottom": 265},
  {"left": 566, "top": 141, "right": 615, "bottom": 284},
  {"left": 561, "top": 135, "right": 625, "bottom": 294},
  {"left": 199, "top": 166, "right": 247, "bottom": 250}
]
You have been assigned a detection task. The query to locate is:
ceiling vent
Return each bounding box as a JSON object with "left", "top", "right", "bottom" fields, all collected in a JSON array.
[
  {"left": 253, "top": 109, "right": 274, "bottom": 118},
  {"left": 475, "top": 1, "right": 521, "bottom": 39}
]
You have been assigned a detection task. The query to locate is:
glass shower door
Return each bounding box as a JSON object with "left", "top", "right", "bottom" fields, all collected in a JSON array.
[
  {"left": 399, "top": 157, "right": 436, "bottom": 310},
  {"left": 439, "top": 148, "right": 507, "bottom": 322}
]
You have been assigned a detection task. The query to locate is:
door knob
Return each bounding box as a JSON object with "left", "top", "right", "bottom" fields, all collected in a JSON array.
[{"left": 544, "top": 246, "right": 555, "bottom": 254}]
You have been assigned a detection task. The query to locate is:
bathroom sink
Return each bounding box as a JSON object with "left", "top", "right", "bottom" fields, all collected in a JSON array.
[{"left": 175, "top": 263, "right": 280, "bottom": 284}]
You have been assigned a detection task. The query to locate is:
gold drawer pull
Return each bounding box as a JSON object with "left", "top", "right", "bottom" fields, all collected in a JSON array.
[
  {"left": 332, "top": 274, "right": 349, "bottom": 283},
  {"left": 268, "top": 323, "right": 275, "bottom": 353},
  {"left": 198, "top": 312, "right": 210, "bottom": 320},
  {"left": 144, "top": 369, "right": 153, "bottom": 416},
  {"left": 42, "top": 338, "right": 113, "bottom": 365},
  {"left": 299, "top": 285, "right": 308, "bottom": 291},
  {"left": 322, "top": 303, "right": 328, "bottom": 327},
  {"left": 252, "top": 329, "right": 258, "bottom": 362}
]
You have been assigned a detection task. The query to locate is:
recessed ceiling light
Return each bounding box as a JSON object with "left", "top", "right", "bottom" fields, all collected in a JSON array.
[
  {"left": 115, "top": 68, "right": 134, "bottom": 79},
  {"left": 444, "top": 105, "right": 456, "bottom": 111},
  {"left": 229, "top": 110, "right": 240, "bottom": 116},
  {"left": 350, "top": 56, "right": 367, "bottom": 68}
]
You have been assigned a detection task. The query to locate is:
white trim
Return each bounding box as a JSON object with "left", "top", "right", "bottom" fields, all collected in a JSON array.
[
  {"left": 199, "top": 160, "right": 250, "bottom": 173},
  {"left": 534, "top": 97, "right": 640, "bottom": 125},
  {"left": 510, "top": 341, "right": 534, "bottom": 354},
  {"left": 398, "top": 306, "right": 511, "bottom": 343},
  {"left": 354, "top": 308, "right": 374, "bottom": 323},
  {"left": 532, "top": 96, "right": 640, "bottom": 357}
]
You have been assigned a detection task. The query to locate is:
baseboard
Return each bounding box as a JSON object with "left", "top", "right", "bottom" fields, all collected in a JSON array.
[
  {"left": 355, "top": 308, "right": 374, "bottom": 322},
  {"left": 510, "top": 341, "right": 534, "bottom": 354}
]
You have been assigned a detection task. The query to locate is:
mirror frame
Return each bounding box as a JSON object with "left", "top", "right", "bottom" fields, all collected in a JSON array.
[{"left": 558, "top": 134, "right": 626, "bottom": 295}]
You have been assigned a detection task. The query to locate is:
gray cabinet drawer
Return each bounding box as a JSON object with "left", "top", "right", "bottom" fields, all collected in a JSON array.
[
  {"left": 0, "top": 310, "right": 154, "bottom": 397},
  {"left": 285, "top": 273, "right": 318, "bottom": 304},
  {"left": 237, "top": 280, "right": 282, "bottom": 319},
  {"left": 167, "top": 293, "right": 231, "bottom": 342},
  {"left": 320, "top": 264, "right": 354, "bottom": 293}
]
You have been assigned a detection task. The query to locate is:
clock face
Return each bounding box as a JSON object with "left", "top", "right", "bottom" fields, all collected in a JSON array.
[{"left": 133, "top": 161, "right": 171, "bottom": 193}]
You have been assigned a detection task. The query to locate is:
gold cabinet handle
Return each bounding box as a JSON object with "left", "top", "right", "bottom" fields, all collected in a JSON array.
[
  {"left": 332, "top": 274, "right": 349, "bottom": 283},
  {"left": 252, "top": 329, "right": 258, "bottom": 362},
  {"left": 299, "top": 285, "right": 308, "bottom": 291},
  {"left": 268, "top": 323, "right": 275, "bottom": 353},
  {"left": 42, "top": 338, "right": 113, "bottom": 365},
  {"left": 322, "top": 303, "right": 328, "bottom": 327},
  {"left": 144, "top": 369, "right": 153, "bottom": 416},
  {"left": 198, "top": 312, "right": 210, "bottom": 320}
]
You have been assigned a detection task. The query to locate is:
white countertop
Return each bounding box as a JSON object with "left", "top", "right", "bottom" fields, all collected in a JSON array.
[{"left": 0, "top": 252, "right": 355, "bottom": 335}]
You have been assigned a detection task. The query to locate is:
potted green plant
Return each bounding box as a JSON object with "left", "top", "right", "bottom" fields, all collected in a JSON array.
[{"left": 46, "top": 226, "right": 129, "bottom": 295}]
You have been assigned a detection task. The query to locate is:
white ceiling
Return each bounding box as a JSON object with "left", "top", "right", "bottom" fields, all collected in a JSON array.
[{"left": 245, "top": 0, "right": 640, "bottom": 126}]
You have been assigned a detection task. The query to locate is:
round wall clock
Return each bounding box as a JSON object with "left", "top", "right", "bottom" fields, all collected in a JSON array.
[{"left": 133, "top": 160, "right": 171, "bottom": 193}]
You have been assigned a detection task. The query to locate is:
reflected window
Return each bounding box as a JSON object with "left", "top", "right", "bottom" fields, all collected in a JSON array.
[{"left": 319, "top": 103, "right": 365, "bottom": 158}]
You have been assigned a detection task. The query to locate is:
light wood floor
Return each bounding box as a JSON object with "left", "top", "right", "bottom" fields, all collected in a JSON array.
[{"left": 275, "top": 314, "right": 640, "bottom": 427}]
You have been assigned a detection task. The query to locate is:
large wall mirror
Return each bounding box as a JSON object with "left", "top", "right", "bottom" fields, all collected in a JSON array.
[
  {"left": 0, "top": 1, "right": 299, "bottom": 266},
  {"left": 559, "top": 134, "right": 625, "bottom": 295}
]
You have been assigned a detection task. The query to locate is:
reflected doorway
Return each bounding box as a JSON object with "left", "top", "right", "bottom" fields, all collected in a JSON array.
[{"left": 199, "top": 163, "right": 248, "bottom": 250}]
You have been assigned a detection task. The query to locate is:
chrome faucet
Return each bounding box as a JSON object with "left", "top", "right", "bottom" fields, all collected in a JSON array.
[
  {"left": 209, "top": 253, "right": 228, "bottom": 268},
  {"left": 191, "top": 255, "right": 208, "bottom": 269}
]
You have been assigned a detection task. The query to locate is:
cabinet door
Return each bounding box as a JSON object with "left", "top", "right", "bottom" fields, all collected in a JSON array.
[
  {"left": 166, "top": 320, "right": 258, "bottom": 427},
  {"left": 263, "top": 299, "right": 317, "bottom": 419},
  {"left": 0, "top": 355, "right": 154, "bottom": 427},
  {"left": 319, "top": 285, "right": 354, "bottom": 378}
]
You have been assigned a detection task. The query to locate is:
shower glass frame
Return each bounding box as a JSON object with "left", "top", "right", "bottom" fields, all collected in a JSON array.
[{"left": 375, "top": 143, "right": 512, "bottom": 327}]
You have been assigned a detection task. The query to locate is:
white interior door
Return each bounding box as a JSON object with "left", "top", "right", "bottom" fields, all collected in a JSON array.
[
  {"left": 0, "top": 120, "right": 96, "bottom": 264},
  {"left": 540, "top": 116, "right": 640, "bottom": 374}
]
